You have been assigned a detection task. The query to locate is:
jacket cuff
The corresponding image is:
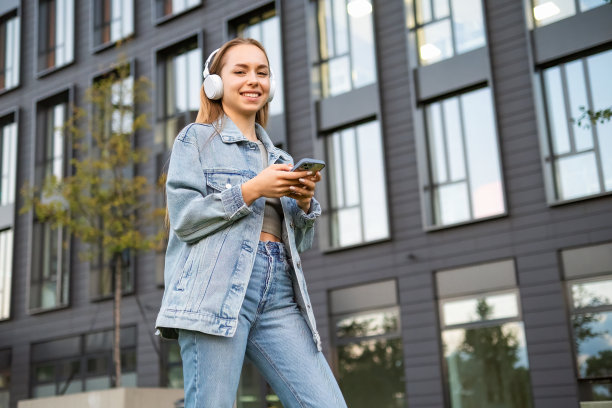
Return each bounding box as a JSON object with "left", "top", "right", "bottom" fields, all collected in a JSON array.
[
  {"left": 294, "top": 197, "right": 321, "bottom": 228},
  {"left": 221, "top": 185, "right": 253, "bottom": 220}
]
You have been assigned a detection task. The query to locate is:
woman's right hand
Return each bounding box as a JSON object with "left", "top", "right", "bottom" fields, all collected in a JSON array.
[{"left": 241, "top": 164, "right": 312, "bottom": 206}]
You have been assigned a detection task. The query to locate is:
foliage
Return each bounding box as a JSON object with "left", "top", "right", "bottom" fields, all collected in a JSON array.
[{"left": 574, "top": 105, "right": 612, "bottom": 129}]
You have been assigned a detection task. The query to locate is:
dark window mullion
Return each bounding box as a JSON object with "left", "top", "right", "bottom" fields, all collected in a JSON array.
[
  {"left": 457, "top": 95, "right": 474, "bottom": 220},
  {"left": 560, "top": 65, "right": 577, "bottom": 154},
  {"left": 439, "top": 101, "right": 451, "bottom": 183}
]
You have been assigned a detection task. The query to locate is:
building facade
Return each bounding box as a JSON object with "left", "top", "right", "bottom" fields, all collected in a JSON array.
[{"left": 0, "top": 0, "right": 611, "bottom": 407}]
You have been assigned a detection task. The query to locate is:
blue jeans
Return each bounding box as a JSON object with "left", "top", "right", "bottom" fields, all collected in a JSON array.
[{"left": 178, "top": 241, "right": 347, "bottom": 408}]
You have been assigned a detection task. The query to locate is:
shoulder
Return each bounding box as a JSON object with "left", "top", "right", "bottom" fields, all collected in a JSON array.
[
  {"left": 272, "top": 146, "right": 294, "bottom": 163},
  {"left": 176, "top": 123, "right": 216, "bottom": 145}
]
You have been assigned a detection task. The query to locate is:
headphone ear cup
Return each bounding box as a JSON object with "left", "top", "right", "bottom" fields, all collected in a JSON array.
[
  {"left": 267, "top": 76, "right": 276, "bottom": 103},
  {"left": 204, "top": 74, "right": 223, "bottom": 100}
]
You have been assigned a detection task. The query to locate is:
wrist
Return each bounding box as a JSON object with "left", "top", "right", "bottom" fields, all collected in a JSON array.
[
  {"left": 241, "top": 179, "right": 261, "bottom": 206},
  {"left": 297, "top": 198, "right": 311, "bottom": 213}
]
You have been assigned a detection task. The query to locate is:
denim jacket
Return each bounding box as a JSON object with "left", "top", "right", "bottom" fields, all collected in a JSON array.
[{"left": 155, "top": 116, "right": 323, "bottom": 351}]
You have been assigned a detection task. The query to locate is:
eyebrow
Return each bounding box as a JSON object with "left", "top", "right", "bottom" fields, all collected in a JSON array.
[{"left": 232, "top": 63, "right": 269, "bottom": 70}]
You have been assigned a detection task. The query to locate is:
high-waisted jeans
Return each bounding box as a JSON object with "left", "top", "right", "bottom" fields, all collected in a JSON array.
[{"left": 178, "top": 241, "right": 347, "bottom": 408}]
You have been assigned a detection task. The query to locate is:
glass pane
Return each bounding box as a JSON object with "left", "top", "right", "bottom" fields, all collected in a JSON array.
[
  {"left": 87, "top": 356, "right": 109, "bottom": 375},
  {"left": 443, "top": 322, "right": 533, "bottom": 408},
  {"left": 122, "top": 372, "right": 137, "bottom": 387},
  {"left": 85, "top": 375, "right": 111, "bottom": 391},
  {"left": 572, "top": 280, "right": 612, "bottom": 309},
  {"left": 0, "top": 391, "right": 9, "bottom": 408},
  {"left": 544, "top": 66, "right": 571, "bottom": 155},
  {"left": 34, "top": 384, "right": 56, "bottom": 398},
  {"left": 533, "top": 0, "right": 576, "bottom": 26},
  {"left": 427, "top": 102, "right": 448, "bottom": 184},
  {"left": 565, "top": 60, "right": 594, "bottom": 152},
  {"left": 462, "top": 88, "right": 505, "bottom": 219},
  {"left": 348, "top": 1, "right": 376, "bottom": 89},
  {"left": 417, "top": 19, "right": 453, "bottom": 65},
  {"left": 168, "top": 365, "right": 183, "bottom": 389},
  {"left": 0, "top": 230, "right": 13, "bottom": 320},
  {"left": 556, "top": 151, "right": 600, "bottom": 200},
  {"left": 336, "top": 308, "right": 399, "bottom": 338},
  {"left": 237, "top": 362, "right": 262, "bottom": 408},
  {"left": 328, "top": 132, "right": 345, "bottom": 208},
  {"left": 435, "top": 182, "right": 470, "bottom": 225},
  {"left": 450, "top": 0, "right": 485, "bottom": 54},
  {"left": 168, "top": 342, "right": 182, "bottom": 363},
  {"left": 586, "top": 50, "right": 612, "bottom": 191},
  {"left": 573, "top": 310, "right": 612, "bottom": 379},
  {"left": 173, "top": 53, "right": 187, "bottom": 114},
  {"left": 579, "top": 380, "right": 612, "bottom": 402},
  {"left": 443, "top": 293, "right": 519, "bottom": 326},
  {"left": 333, "top": 207, "right": 363, "bottom": 247},
  {"left": 86, "top": 331, "right": 112, "bottom": 352},
  {"left": 356, "top": 122, "right": 389, "bottom": 242},
  {"left": 442, "top": 98, "right": 466, "bottom": 182},
  {"left": 579, "top": 0, "right": 608, "bottom": 12},
  {"left": 5, "top": 17, "right": 20, "bottom": 89},
  {"left": 337, "top": 338, "right": 406, "bottom": 408},
  {"left": 433, "top": 0, "right": 450, "bottom": 19},
  {"left": 341, "top": 129, "right": 360, "bottom": 207},
  {"left": 333, "top": 0, "right": 349, "bottom": 55},
  {"left": 36, "top": 364, "right": 55, "bottom": 382},
  {"left": 327, "top": 56, "right": 352, "bottom": 97},
  {"left": 415, "top": 0, "right": 432, "bottom": 24},
  {"left": 260, "top": 16, "right": 284, "bottom": 116}
]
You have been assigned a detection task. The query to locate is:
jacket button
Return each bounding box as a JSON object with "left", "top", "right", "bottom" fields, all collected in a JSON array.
[
  {"left": 297, "top": 260, "right": 301, "bottom": 269},
  {"left": 289, "top": 222, "right": 294, "bottom": 229},
  {"left": 225, "top": 183, "right": 232, "bottom": 189},
  {"left": 307, "top": 304, "right": 311, "bottom": 309}
]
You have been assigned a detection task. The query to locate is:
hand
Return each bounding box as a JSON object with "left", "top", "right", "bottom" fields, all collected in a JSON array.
[
  {"left": 241, "top": 164, "right": 313, "bottom": 205},
  {"left": 287, "top": 171, "right": 322, "bottom": 213}
]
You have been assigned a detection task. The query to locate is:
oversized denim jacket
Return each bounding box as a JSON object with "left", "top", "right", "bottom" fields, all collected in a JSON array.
[{"left": 155, "top": 116, "right": 323, "bottom": 351}]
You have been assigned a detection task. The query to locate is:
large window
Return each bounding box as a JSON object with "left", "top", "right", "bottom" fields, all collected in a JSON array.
[
  {"left": 406, "top": 0, "right": 486, "bottom": 66},
  {"left": 325, "top": 120, "right": 389, "bottom": 248},
  {"left": 30, "top": 95, "right": 71, "bottom": 312},
  {"left": 155, "top": 0, "right": 200, "bottom": 21},
  {"left": 437, "top": 260, "right": 534, "bottom": 408},
  {"left": 0, "top": 11, "right": 19, "bottom": 92},
  {"left": 329, "top": 280, "right": 406, "bottom": 408},
  {"left": 0, "top": 349, "right": 9, "bottom": 408},
  {"left": 0, "top": 230, "right": 12, "bottom": 321},
  {"left": 160, "top": 341, "right": 182, "bottom": 389},
  {"left": 93, "top": 0, "right": 133, "bottom": 49},
  {"left": 155, "top": 40, "right": 201, "bottom": 149},
  {"left": 31, "top": 327, "right": 137, "bottom": 397},
  {"left": 37, "top": 0, "right": 74, "bottom": 73},
  {"left": 234, "top": 7, "right": 284, "bottom": 117},
  {"left": 424, "top": 87, "right": 505, "bottom": 227},
  {"left": 541, "top": 49, "right": 612, "bottom": 202},
  {"left": 312, "top": 0, "right": 376, "bottom": 99},
  {"left": 0, "top": 116, "right": 17, "bottom": 207},
  {"left": 531, "top": 0, "right": 608, "bottom": 26},
  {"left": 562, "top": 242, "right": 612, "bottom": 402}
]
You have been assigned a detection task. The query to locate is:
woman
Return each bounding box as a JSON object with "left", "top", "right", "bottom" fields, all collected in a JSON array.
[{"left": 155, "top": 38, "right": 348, "bottom": 408}]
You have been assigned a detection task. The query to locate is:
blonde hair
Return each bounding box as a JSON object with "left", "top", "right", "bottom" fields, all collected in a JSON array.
[{"left": 195, "top": 37, "right": 270, "bottom": 128}]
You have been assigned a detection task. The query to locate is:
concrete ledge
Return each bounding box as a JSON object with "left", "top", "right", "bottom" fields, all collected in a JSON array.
[{"left": 18, "top": 387, "right": 184, "bottom": 408}]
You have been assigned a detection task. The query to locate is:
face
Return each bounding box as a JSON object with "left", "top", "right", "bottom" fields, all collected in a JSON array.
[{"left": 219, "top": 44, "right": 271, "bottom": 120}]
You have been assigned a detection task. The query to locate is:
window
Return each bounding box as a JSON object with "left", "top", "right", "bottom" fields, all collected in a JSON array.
[
  {"left": 312, "top": 0, "right": 376, "bottom": 99},
  {"left": 541, "top": 49, "right": 612, "bottom": 202},
  {"left": 424, "top": 87, "right": 505, "bottom": 227},
  {"left": 30, "top": 94, "right": 71, "bottom": 312},
  {"left": 329, "top": 280, "right": 406, "bottom": 407},
  {"left": 155, "top": 39, "right": 201, "bottom": 149},
  {"left": 562, "top": 242, "right": 612, "bottom": 402},
  {"left": 30, "top": 327, "right": 136, "bottom": 397},
  {"left": 0, "top": 349, "right": 9, "bottom": 408},
  {"left": 436, "top": 260, "right": 534, "bottom": 408},
  {"left": 325, "top": 120, "right": 389, "bottom": 248},
  {"left": 233, "top": 7, "right": 284, "bottom": 117},
  {"left": 93, "top": 0, "right": 134, "bottom": 49},
  {"left": 0, "top": 115, "right": 17, "bottom": 206},
  {"left": 155, "top": 0, "right": 200, "bottom": 20},
  {"left": 0, "top": 11, "right": 19, "bottom": 92},
  {"left": 38, "top": 0, "right": 74, "bottom": 73},
  {"left": 0, "top": 230, "right": 12, "bottom": 321},
  {"left": 531, "top": 0, "right": 608, "bottom": 26},
  {"left": 160, "top": 341, "right": 182, "bottom": 389},
  {"left": 406, "top": 0, "right": 486, "bottom": 66},
  {"left": 90, "top": 248, "right": 133, "bottom": 299}
]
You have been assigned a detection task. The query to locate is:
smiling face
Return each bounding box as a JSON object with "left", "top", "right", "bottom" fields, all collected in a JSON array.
[{"left": 219, "top": 44, "right": 271, "bottom": 122}]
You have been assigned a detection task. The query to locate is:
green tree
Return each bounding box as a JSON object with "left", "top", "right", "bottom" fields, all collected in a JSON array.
[{"left": 21, "top": 58, "right": 165, "bottom": 387}]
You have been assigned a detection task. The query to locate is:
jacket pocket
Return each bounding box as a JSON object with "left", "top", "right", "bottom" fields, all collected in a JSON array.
[
  {"left": 174, "top": 240, "right": 206, "bottom": 291},
  {"left": 205, "top": 169, "right": 245, "bottom": 195}
]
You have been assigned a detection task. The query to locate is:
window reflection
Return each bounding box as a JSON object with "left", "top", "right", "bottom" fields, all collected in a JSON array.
[
  {"left": 157, "top": 0, "right": 201, "bottom": 19},
  {"left": 541, "top": 49, "right": 612, "bottom": 201},
  {"left": 326, "top": 121, "right": 389, "bottom": 248},
  {"left": 425, "top": 87, "right": 505, "bottom": 226},
  {"left": 442, "top": 292, "right": 519, "bottom": 326},
  {"left": 1, "top": 120, "right": 17, "bottom": 206},
  {"left": 570, "top": 278, "right": 612, "bottom": 401},
  {"left": 94, "top": 0, "right": 133, "bottom": 47},
  {"left": 0, "top": 12, "right": 20, "bottom": 91},
  {"left": 314, "top": 0, "right": 376, "bottom": 98},
  {"left": 38, "top": 0, "right": 74, "bottom": 72},
  {"left": 532, "top": 0, "right": 608, "bottom": 26},
  {"left": 407, "top": 0, "right": 486, "bottom": 65}
]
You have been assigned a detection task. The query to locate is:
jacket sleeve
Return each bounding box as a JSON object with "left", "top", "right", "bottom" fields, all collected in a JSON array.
[
  {"left": 288, "top": 196, "right": 321, "bottom": 253},
  {"left": 166, "top": 127, "right": 253, "bottom": 244}
]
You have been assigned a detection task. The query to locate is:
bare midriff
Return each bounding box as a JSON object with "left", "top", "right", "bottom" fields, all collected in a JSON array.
[{"left": 259, "top": 231, "right": 281, "bottom": 242}]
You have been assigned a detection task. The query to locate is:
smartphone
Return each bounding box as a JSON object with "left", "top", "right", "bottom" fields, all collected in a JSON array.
[{"left": 291, "top": 158, "right": 326, "bottom": 172}]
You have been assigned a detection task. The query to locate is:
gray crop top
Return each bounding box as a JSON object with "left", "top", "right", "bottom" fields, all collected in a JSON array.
[{"left": 254, "top": 140, "right": 283, "bottom": 238}]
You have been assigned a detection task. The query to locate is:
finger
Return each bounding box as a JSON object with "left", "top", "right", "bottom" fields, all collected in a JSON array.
[
  {"left": 279, "top": 170, "right": 312, "bottom": 180},
  {"left": 271, "top": 163, "right": 294, "bottom": 172},
  {"left": 298, "top": 178, "right": 316, "bottom": 190},
  {"left": 289, "top": 185, "right": 313, "bottom": 197}
]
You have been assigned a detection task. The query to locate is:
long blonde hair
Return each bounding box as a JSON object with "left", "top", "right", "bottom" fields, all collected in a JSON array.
[{"left": 195, "top": 37, "right": 270, "bottom": 128}]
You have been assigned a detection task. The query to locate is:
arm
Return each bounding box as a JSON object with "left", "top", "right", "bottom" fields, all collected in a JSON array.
[
  {"left": 288, "top": 196, "right": 322, "bottom": 253},
  {"left": 167, "top": 128, "right": 252, "bottom": 244}
]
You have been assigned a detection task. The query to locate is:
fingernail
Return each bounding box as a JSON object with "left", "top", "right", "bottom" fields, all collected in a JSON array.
[
  {"left": 298, "top": 178, "right": 305, "bottom": 183},
  {"left": 289, "top": 186, "right": 296, "bottom": 191},
  {"left": 307, "top": 171, "right": 313, "bottom": 175}
]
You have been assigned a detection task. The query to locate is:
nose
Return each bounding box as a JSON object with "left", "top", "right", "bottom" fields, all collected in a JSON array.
[{"left": 246, "top": 70, "right": 259, "bottom": 85}]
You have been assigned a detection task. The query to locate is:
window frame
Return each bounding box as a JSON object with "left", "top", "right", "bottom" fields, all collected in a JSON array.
[
  {"left": 35, "top": 0, "right": 75, "bottom": 78},
  {"left": 90, "top": 0, "right": 135, "bottom": 54},
  {"left": 0, "top": 6, "right": 21, "bottom": 96},
  {"left": 27, "top": 87, "right": 75, "bottom": 315},
  {"left": 152, "top": 0, "right": 202, "bottom": 26}
]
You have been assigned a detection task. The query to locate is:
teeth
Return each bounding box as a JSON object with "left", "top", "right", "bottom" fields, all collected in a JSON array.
[{"left": 242, "top": 93, "right": 259, "bottom": 97}]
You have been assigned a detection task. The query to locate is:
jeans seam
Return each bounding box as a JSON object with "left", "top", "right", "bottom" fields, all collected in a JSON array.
[{"left": 248, "top": 337, "right": 307, "bottom": 408}]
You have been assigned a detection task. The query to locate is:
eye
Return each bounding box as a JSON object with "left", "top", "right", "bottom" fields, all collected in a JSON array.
[
  {"left": 258, "top": 71, "right": 269, "bottom": 77},
  {"left": 234, "top": 70, "right": 246, "bottom": 75}
]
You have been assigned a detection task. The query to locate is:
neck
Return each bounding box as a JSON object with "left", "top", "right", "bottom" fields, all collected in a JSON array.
[{"left": 223, "top": 108, "right": 257, "bottom": 141}]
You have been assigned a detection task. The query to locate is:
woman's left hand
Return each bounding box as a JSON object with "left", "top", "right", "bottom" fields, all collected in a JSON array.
[{"left": 287, "top": 171, "right": 322, "bottom": 213}]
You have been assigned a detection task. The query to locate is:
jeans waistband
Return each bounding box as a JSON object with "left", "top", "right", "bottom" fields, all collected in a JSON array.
[{"left": 257, "top": 240, "right": 286, "bottom": 259}]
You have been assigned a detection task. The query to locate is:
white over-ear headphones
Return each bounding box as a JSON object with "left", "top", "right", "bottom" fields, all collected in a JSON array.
[{"left": 202, "top": 47, "right": 276, "bottom": 103}]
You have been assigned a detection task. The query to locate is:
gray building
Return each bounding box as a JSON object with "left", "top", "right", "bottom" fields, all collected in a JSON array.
[{"left": 0, "top": 0, "right": 611, "bottom": 407}]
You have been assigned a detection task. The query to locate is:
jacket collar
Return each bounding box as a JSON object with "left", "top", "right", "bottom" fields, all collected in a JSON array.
[{"left": 216, "top": 115, "right": 291, "bottom": 163}]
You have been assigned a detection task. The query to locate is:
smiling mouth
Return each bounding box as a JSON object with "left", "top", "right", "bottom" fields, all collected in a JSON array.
[{"left": 241, "top": 92, "right": 261, "bottom": 98}]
